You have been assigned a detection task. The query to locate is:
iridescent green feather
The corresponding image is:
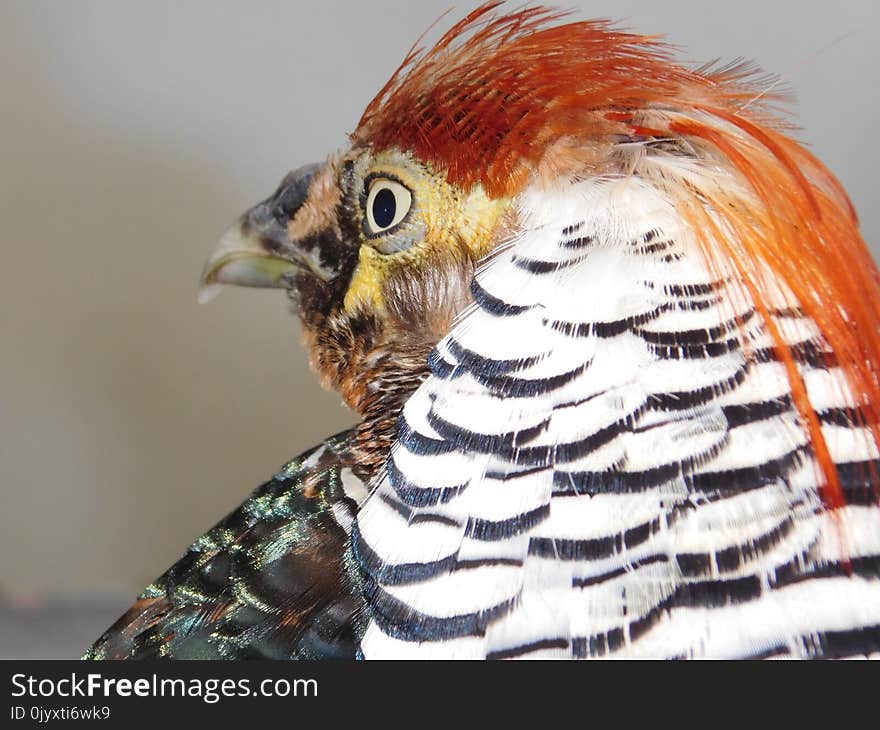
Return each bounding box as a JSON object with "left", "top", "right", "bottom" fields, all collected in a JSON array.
[{"left": 84, "top": 430, "right": 366, "bottom": 660}]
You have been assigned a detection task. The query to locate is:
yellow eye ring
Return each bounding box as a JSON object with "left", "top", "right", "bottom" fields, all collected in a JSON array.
[{"left": 365, "top": 178, "right": 412, "bottom": 234}]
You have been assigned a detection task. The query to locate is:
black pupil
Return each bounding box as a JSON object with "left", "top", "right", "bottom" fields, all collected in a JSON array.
[{"left": 372, "top": 187, "right": 397, "bottom": 229}]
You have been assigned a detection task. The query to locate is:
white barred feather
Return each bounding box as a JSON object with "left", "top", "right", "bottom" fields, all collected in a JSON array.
[{"left": 354, "top": 174, "right": 880, "bottom": 659}]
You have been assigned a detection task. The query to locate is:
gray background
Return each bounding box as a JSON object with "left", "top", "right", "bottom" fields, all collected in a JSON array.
[{"left": 1, "top": 0, "right": 877, "bottom": 657}]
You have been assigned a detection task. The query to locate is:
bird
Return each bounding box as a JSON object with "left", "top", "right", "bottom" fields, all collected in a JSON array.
[{"left": 86, "top": 2, "right": 880, "bottom": 660}]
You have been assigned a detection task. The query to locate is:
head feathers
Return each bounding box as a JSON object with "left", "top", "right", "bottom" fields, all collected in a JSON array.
[{"left": 356, "top": 3, "right": 775, "bottom": 197}]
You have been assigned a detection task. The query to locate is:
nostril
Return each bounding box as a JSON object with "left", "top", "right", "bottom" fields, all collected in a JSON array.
[
  {"left": 274, "top": 185, "right": 305, "bottom": 221},
  {"left": 271, "top": 162, "right": 322, "bottom": 223}
]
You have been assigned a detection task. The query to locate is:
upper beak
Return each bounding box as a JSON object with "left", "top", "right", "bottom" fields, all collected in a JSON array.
[{"left": 198, "top": 162, "right": 322, "bottom": 303}]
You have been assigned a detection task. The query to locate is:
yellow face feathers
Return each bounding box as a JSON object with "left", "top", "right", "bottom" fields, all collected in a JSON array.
[{"left": 342, "top": 148, "right": 509, "bottom": 313}]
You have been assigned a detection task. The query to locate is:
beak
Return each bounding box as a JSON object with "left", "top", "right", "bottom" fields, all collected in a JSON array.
[
  {"left": 198, "top": 219, "right": 298, "bottom": 304},
  {"left": 198, "top": 162, "right": 322, "bottom": 303}
]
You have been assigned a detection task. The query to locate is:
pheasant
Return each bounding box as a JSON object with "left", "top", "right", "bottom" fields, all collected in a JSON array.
[{"left": 87, "top": 3, "right": 880, "bottom": 660}]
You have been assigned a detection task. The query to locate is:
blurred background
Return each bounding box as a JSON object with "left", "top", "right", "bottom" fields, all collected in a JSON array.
[{"left": 1, "top": 0, "right": 877, "bottom": 657}]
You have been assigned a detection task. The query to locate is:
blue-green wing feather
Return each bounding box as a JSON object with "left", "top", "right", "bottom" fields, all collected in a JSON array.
[{"left": 85, "top": 431, "right": 367, "bottom": 659}]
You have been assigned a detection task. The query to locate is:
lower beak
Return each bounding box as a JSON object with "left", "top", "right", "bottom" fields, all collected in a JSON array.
[
  {"left": 197, "top": 219, "right": 298, "bottom": 304},
  {"left": 198, "top": 162, "right": 323, "bottom": 304}
]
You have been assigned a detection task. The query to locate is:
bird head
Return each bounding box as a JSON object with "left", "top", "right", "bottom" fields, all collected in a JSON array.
[
  {"left": 199, "top": 3, "right": 880, "bottom": 491},
  {"left": 199, "top": 142, "right": 511, "bottom": 427}
]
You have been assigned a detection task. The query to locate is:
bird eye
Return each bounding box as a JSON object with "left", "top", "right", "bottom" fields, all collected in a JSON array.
[{"left": 365, "top": 178, "right": 412, "bottom": 235}]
